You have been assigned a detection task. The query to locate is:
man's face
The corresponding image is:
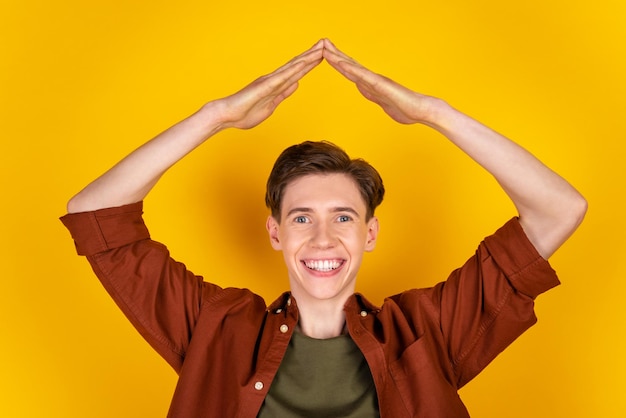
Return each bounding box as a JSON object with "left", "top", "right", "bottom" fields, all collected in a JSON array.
[{"left": 266, "top": 173, "right": 379, "bottom": 306}]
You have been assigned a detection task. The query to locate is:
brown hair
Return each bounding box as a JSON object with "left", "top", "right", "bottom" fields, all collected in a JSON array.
[{"left": 265, "top": 141, "right": 385, "bottom": 221}]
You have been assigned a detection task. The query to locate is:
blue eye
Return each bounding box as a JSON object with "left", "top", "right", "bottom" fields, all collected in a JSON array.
[
  {"left": 338, "top": 215, "right": 352, "bottom": 222},
  {"left": 294, "top": 216, "right": 308, "bottom": 223}
]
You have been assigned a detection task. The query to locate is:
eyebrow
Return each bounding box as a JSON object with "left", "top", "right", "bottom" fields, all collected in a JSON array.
[{"left": 285, "top": 206, "right": 361, "bottom": 218}]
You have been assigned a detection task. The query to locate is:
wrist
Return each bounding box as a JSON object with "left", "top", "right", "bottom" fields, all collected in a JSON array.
[
  {"left": 195, "top": 100, "right": 231, "bottom": 135},
  {"left": 415, "top": 96, "right": 451, "bottom": 128}
]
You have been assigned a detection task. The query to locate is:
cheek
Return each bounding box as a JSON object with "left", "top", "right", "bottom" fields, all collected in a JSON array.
[
  {"left": 279, "top": 234, "right": 305, "bottom": 254},
  {"left": 338, "top": 227, "right": 368, "bottom": 242}
]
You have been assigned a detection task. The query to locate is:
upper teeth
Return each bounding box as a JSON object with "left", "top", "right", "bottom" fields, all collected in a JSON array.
[{"left": 305, "top": 260, "right": 341, "bottom": 272}]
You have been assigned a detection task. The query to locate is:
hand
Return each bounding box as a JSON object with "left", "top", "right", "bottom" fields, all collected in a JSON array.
[
  {"left": 322, "top": 39, "right": 439, "bottom": 125},
  {"left": 214, "top": 40, "right": 324, "bottom": 130},
  {"left": 322, "top": 40, "right": 587, "bottom": 258}
]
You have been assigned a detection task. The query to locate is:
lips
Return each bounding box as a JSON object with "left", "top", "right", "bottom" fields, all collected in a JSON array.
[{"left": 302, "top": 259, "right": 344, "bottom": 272}]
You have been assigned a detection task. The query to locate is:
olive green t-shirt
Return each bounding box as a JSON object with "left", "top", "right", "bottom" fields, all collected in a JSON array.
[{"left": 258, "top": 331, "right": 379, "bottom": 417}]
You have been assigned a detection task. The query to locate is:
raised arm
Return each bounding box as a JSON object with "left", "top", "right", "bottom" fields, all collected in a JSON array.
[
  {"left": 66, "top": 41, "right": 324, "bottom": 214},
  {"left": 323, "top": 39, "right": 586, "bottom": 259}
]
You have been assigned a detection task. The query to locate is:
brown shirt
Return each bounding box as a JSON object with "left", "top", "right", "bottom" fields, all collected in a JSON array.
[{"left": 60, "top": 202, "right": 559, "bottom": 417}]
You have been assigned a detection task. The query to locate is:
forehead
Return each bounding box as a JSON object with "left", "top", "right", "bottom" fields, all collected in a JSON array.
[{"left": 281, "top": 173, "right": 366, "bottom": 212}]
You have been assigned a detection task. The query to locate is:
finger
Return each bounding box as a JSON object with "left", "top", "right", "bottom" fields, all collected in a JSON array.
[
  {"left": 257, "top": 47, "right": 323, "bottom": 99},
  {"left": 322, "top": 39, "right": 354, "bottom": 61},
  {"left": 229, "top": 40, "right": 323, "bottom": 118},
  {"left": 321, "top": 41, "right": 374, "bottom": 86},
  {"left": 323, "top": 47, "right": 398, "bottom": 107},
  {"left": 272, "top": 80, "right": 300, "bottom": 106},
  {"left": 272, "top": 40, "right": 325, "bottom": 75},
  {"left": 323, "top": 48, "right": 361, "bottom": 83},
  {"left": 322, "top": 39, "right": 362, "bottom": 72},
  {"left": 258, "top": 48, "right": 322, "bottom": 98},
  {"left": 277, "top": 46, "right": 324, "bottom": 78},
  {"left": 323, "top": 39, "right": 394, "bottom": 95},
  {"left": 356, "top": 84, "right": 378, "bottom": 102},
  {"left": 325, "top": 49, "right": 382, "bottom": 93}
]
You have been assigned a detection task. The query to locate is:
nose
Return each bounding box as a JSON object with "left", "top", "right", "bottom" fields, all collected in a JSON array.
[{"left": 310, "top": 222, "right": 336, "bottom": 249}]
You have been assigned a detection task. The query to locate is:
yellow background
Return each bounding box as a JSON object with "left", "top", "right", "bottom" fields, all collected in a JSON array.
[{"left": 2, "top": 0, "right": 624, "bottom": 416}]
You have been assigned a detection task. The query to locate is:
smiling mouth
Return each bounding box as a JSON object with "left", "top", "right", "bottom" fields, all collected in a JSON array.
[{"left": 302, "top": 259, "right": 344, "bottom": 272}]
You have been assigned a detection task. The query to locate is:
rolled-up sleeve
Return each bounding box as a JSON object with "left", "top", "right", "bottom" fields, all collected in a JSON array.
[
  {"left": 60, "top": 201, "right": 215, "bottom": 373},
  {"left": 60, "top": 201, "right": 149, "bottom": 255},
  {"left": 483, "top": 217, "right": 560, "bottom": 298},
  {"left": 438, "top": 217, "right": 560, "bottom": 387}
]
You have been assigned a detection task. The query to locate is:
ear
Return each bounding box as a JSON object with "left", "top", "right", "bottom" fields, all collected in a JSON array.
[
  {"left": 266, "top": 216, "right": 282, "bottom": 250},
  {"left": 364, "top": 216, "right": 380, "bottom": 252}
]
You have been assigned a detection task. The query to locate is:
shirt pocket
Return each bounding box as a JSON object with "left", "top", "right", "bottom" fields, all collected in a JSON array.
[{"left": 389, "top": 336, "right": 461, "bottom": 416}]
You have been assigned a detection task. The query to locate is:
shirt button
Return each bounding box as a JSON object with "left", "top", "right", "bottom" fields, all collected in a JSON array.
[
  {"left": 254, "top": 381, "right": 264, "bottom": 390},
  {"left": 275, "top": 308, "right": 282, "bottom": 314},
  {"left": 280, "top": 324, "right": 289, "bottom": 333},
  {"left": 360, "top": 310, "right": 368, "bottom": 317}
]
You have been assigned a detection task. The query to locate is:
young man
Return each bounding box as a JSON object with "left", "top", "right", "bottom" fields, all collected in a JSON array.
[{"left": 61, "top": 39, "right": 587, "bottom": 417}]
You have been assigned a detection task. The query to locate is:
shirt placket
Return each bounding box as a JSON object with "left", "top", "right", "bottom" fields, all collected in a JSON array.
[{"left": 236, "top": 296, "right": 298, "bottom": 418}]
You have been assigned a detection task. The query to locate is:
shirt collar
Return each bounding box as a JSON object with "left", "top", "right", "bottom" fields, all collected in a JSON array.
[{"left": 267, "top": 292, "right": 380, "bottom": 315}]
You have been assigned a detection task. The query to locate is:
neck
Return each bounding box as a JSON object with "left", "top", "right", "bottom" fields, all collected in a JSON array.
[{"left": 295, "top": 297, "right": 349, "bottom": 339}]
